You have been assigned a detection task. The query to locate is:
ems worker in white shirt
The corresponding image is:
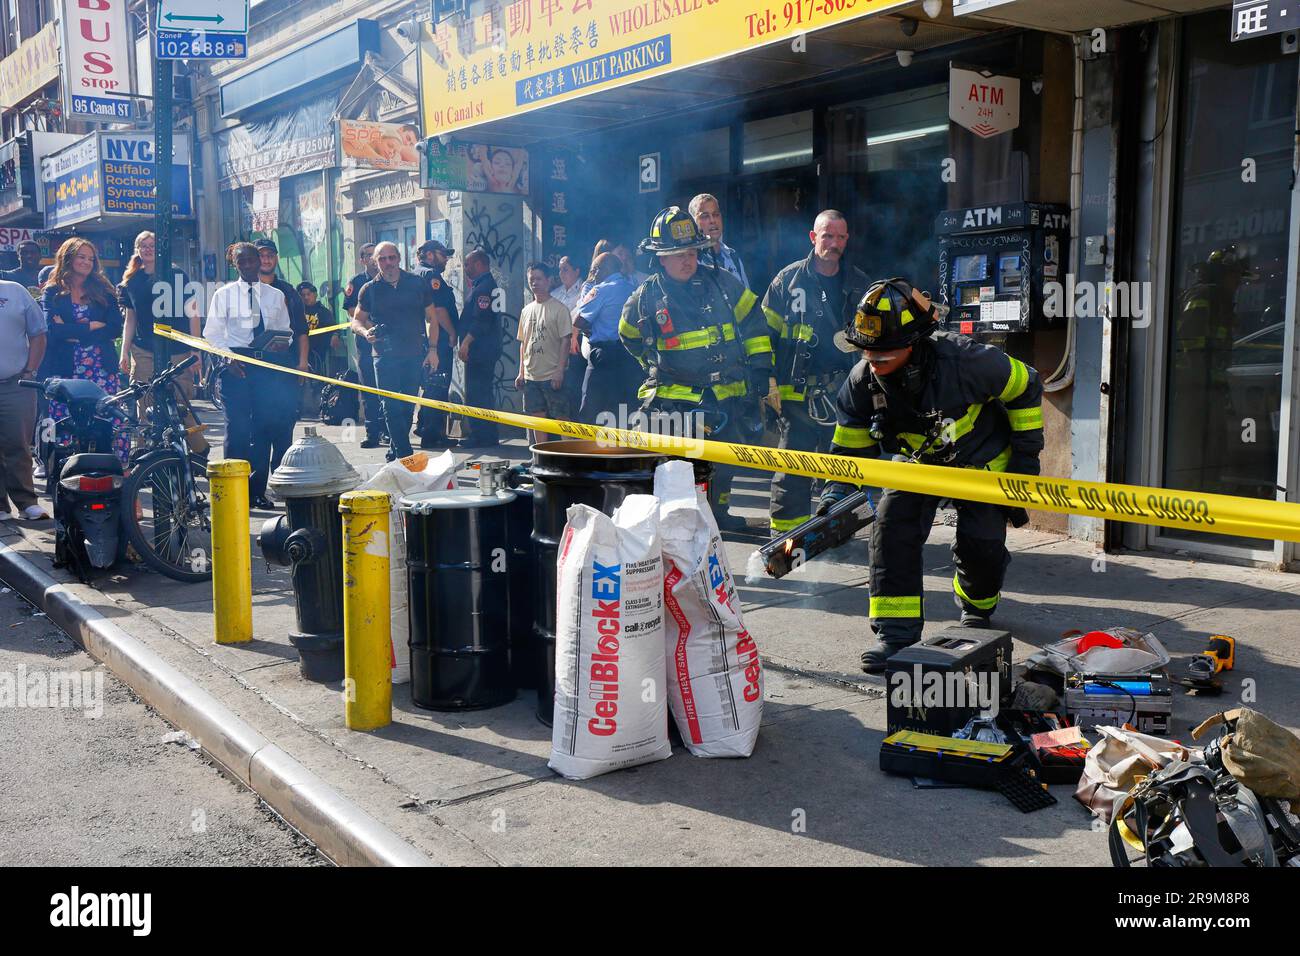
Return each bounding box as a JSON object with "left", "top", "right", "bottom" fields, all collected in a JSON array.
[{"left": 204, "top": 241, "right": 306, "bottom": 510}]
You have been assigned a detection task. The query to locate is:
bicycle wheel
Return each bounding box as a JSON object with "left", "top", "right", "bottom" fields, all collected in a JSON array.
[{"left": 123, "top": 452, "right": 214, "bottom": 583}]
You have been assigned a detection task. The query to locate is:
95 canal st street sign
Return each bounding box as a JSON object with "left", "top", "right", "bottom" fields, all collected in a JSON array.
[{"left": 156, "top": 0, "right": 249, "bottom": 60}]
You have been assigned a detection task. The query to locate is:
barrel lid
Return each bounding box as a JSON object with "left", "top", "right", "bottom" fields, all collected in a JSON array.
[
  {"left": 400, "top": 488, "right": 516, "bottom": 513},
  {"left": 268, "top": 426, "right": 362, "bottom": 498}
]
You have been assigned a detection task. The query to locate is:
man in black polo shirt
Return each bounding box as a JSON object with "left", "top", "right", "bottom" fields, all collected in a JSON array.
[
  {"left": 343, "top": 243, "right": 387, "bottom": 448},
  {"left": 351, "top": 241, "right": 441, "bottom": 461},
  {"left": 413, "top": 239, "right": 459, "bottom": 448},
  {"left": 253, "top": 239, "right": 310, "bottom": 486}
]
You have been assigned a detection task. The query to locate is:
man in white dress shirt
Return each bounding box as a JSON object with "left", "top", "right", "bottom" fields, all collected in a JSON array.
[{"left": 205, "top": 241, "right": 300, "bottom": 510}]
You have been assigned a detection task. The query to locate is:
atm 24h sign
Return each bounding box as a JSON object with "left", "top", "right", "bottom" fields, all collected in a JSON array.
[{"left": 949, "top": 66, "right": 1020, "bottom": 139}]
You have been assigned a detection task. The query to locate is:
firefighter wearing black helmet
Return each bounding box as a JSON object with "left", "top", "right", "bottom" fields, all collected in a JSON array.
[
  {"left": 618, "top": 206, "right": 778, "bottom": 531},
  {"left": 818, "top": 278, "right": 1044, "bottom": 673}
]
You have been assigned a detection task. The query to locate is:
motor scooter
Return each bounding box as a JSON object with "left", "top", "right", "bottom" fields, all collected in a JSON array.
[{"left": 21, "top": 376, "right": 125, "bottom": 582}]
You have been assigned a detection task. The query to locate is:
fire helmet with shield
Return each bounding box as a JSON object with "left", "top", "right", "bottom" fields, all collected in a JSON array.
[
  {"left": 844, "top": 278, "right": 940, "bottom": 351},
  {"left": 638, "top": 206, "right": 712, "bottom": 257}
]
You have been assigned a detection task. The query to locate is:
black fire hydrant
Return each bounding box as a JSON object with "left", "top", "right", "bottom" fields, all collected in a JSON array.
[{"left": 258, "top": 427, "right": 361, "bottom": 682}]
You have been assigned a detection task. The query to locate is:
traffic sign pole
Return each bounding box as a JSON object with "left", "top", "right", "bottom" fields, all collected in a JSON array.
[{"left": 154, "top": 47, "right": 173, "bottom": 372}]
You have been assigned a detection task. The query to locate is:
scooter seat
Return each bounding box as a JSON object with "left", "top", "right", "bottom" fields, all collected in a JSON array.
[
  {"left": 61, "top": 453, "right": 124, "bottom": 477},
  {"left": 47, "top": 378, "right": 109, "bottom": 405}
]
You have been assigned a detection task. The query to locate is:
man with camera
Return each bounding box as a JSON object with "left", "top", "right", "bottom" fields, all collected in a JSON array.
[{"left": 350, "top": 241, "right": 441, "bottom": 461}]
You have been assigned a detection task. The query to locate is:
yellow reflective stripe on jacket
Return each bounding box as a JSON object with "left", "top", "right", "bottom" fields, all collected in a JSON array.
[
  {"left": 942, "top": 403, "right": 984, "bottom": 445},
  {"left": 870, "top": 595, "right": 922, "bottom": 619},
  {"left": 619, "top": 317, "right": 642, "bottom": 340},
  {"left": 779, "top": 385, "right": 806, "bottom": 401},
  {"left": 743, "top": 334, "right": 773, "bottom": 357},
  {"left": 999, "top": 357, "right": 1030, "bottom": 403},
  {"left": 1006, "top": 406, "right": 1044, "bottom": 431},
  {"left": 788, "top": 322, "right": 814, "bottom": 342},
  {"left": 832, "top": 425, "right": 877, "bottom": 449},
  {"left": 763, "top": 306, "right": 786, "bottom": 335},
  {"left": 712, "top": 380, "right": 748, "bottom": 400},
  {"left": 770, "top": 515, "right": 810, "bottom": 533},
  {"left": 638, "top": 382, "right": 702, "bottom": 401},
  {"left": 983, "top": 445, "right": 1013, "bottom": 473},
  {"left": 660, "top": 324, "right": 737, "bottom": 351},
  {"left": 953, "top": 574, "right": 999, "bottom": 611},
  {"left": 733, "top": 289, "right": 758, "bottom": 322}
]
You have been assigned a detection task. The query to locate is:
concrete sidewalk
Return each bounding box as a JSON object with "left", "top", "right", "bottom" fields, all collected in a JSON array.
[{"left": 4, "top": 411, "right": 1300, "bottom": 866}]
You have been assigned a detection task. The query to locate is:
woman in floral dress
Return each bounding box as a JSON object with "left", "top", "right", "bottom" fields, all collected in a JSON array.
[{"left": 39, "top": 238, "right": 129, "bottom": 467}]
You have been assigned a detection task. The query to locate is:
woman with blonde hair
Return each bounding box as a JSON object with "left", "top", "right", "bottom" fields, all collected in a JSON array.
[
  {"left": 39, "top": 238, "right": 128, "bottom": 466},
  {"left": 118, "top": 230, "right": 206, "bottom": 454}
]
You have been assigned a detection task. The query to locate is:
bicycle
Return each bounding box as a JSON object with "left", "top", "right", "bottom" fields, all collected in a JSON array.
[
  {"left": 105, "top": 355, "right": 214, "bottom": 583},
  {"left": 198, "top": 353, "right": 224, "bottom": 412}
]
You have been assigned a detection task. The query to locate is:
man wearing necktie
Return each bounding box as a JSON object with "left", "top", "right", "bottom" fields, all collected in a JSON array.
[{"left": 204, "top": 242, "right": 302, "bottom": 510}]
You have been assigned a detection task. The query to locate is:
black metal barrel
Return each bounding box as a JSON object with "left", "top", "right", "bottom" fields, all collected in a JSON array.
[
  {"left": 403, "top": 487, "right": 516, "bottom": 710},
  {"left": 506, "top": 480, "right": 536, "bottom": 690},
  {"left": 529, "top": 440, "right": 712, "bottom": 725}
]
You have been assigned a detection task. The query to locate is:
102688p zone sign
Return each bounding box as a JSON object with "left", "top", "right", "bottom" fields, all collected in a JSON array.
[{"left": 156, "top": 0, "right": 249, "bottom": 60}]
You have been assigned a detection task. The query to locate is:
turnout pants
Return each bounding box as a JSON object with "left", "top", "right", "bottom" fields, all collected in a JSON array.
[
  {"left": 769, "top": 401, "right": 833, "bottom": 534},
  {"left": 648, "top": 396, "right": 746, "bottom": 515},
  {"left": 869, "top": 489, "right": 1010, "bottom": 648}
]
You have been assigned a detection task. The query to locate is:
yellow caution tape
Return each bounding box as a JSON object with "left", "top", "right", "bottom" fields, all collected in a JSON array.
[
  {"left": 307, "top": 321, "right": 350, "bottom": 337},
  {"left": 158, "top": 326, "right": 1300, "bottom": 543}
]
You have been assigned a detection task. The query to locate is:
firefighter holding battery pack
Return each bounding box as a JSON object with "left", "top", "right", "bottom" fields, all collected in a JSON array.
[
  {"left": 619, "top": 206, "right": 778, "bottom": 531},
  {"left": 763, "top": 209, "right": 871, "bottom": 536},
  {"left": 818, "top": 278, "right": 1044, "bottom": 673}
]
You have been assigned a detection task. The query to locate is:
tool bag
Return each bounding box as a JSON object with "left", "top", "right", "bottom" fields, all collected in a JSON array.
[
  {"left": 1192, "top": 708, "right": 1300, "bottom": 801},
  {"left": 1108, "top": 709, "right": 1300, "bottom": 867},
  {"left": 319, "top": 370, "right": 360, "bottom": 425}
]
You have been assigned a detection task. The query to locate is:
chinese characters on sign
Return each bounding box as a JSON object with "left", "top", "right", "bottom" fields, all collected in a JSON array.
[
  {"left": 1230, "top": 0, "right": 1300, "bottom": 40},
  {"left": 420, "top": 0, "right": 912, "bottom": 137}
]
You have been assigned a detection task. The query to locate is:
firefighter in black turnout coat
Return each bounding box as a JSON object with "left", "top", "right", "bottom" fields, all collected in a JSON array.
[
  {"left": 762, "top": 209, "right": 870, "bottom": 535},
  {"left": 618, "top": 206, "right": 777, "bottom": 531},
  {"left": 819, "top": 278, "right": 1044, "bottom": 673}
]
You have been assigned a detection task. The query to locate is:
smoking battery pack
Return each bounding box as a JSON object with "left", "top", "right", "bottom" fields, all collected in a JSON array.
[
  {"left": 1064, "top": 674, "right": 1173, "bottom": 735},
  {"left": 885, "top": 627, "right": 1013, "bottom": 736}
]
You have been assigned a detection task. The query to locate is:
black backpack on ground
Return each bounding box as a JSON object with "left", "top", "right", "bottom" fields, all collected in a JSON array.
[{"left": 320, "top": 370, "right": 360, "bottom": 425}]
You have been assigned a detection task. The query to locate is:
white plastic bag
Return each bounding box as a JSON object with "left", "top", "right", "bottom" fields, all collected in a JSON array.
[
  {"left": 549, "top": 495, "right": 671, "bottom": 780},
  {"left": 360, "top": 451, "right": 457, "bottom": 684},
  {"left": 655, "top": 460, "right": 763, "bottom": 758}
]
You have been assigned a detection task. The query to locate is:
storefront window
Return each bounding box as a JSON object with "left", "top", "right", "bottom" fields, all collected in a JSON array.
[
  {"left": 830, "top": 84, "right": 949, "bottom": 294},
  {"left": 742, "top": 111, "right": 813, "bottom": 174},
  {"left": 1161, "top": 14, "right": 1297, "bottom": 548},
  {"left": 669, "top": 127, "right": 730, "bottom": 180}
]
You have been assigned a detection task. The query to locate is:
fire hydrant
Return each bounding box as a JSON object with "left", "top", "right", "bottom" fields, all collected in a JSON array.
[{"left": 258, "top": 427, "right": 361, "bottom": 682}]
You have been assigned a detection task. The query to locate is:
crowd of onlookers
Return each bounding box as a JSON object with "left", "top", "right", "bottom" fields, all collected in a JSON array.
[{"left": 0, "top": 192, "right": 743, "bottom": 520}]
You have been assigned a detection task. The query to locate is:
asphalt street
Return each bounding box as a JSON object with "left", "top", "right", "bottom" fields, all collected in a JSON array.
[{"left": 0, "top": 583, "right": 327, "bottom": 867}]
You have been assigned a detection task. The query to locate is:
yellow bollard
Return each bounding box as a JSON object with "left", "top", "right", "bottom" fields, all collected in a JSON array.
[
  {"left": 209, "top": 459, "right": 252, "bottom": 645},
  {"left": 339, "top": 489, "right": 392, "bottom": 731}
]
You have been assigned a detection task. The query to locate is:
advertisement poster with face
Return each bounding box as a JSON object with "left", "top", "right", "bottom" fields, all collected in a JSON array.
[{"left": 339, "top": 120, "right": 420, "bottom": 171}]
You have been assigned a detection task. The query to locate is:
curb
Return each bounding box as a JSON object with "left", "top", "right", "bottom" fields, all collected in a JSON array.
[{"left": 0, "top": 539, "right": 433, "bottom": 867}]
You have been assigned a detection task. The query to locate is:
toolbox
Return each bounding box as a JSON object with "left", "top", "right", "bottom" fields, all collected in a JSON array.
[
  {"left": 1064, "top": 674, "right": 1173, "bottom": 735},
  {"left": 885, "top": 627, "right": 1013, "bottom": 736},
  {"left": 1002, "top": 710, "right": 1090, "bottom": 785},
  {"left": 879, "top": 730, "right": 1016, "bottom": 788}
]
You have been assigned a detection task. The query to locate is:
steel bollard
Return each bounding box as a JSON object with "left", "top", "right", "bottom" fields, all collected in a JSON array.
[
  {"left": 209, "top": 459, "right": 252, "bottom": 645},
  {"left": 339, "top": 489, "right": 392, "bottom": 730}
]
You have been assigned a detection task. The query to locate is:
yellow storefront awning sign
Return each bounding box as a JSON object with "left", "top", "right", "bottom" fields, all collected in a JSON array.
[{"left": 420, "top": 0, "right": 912, "bottom": 138}]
